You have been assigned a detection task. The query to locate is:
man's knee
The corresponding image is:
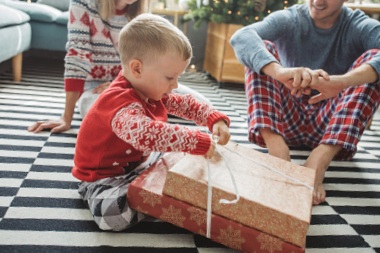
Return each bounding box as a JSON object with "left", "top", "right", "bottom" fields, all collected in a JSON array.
[{"left": 351, "top": 49, "right": 380, "bottom": 71}]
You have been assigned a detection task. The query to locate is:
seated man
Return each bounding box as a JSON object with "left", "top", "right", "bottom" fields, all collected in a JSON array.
[{"left": 230, "top": 0, "right": 380, "bottom": 205}]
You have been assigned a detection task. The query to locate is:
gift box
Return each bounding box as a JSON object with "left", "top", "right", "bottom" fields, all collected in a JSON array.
[
  {"left": 127, "top": 152, "right": 305, "bottom": 253},
  {"left": 163, "top": 142, "right": 315, "bottom": 248}
]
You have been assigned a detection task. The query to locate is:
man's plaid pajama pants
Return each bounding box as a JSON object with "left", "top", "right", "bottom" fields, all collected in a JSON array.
[{"left": 245, "top": 41, "right": 380, "bottom": 160}]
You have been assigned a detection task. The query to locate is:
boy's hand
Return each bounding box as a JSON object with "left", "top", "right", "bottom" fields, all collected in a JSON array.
[
  {"left": 205, "top": 140, "right": 216, "bottom": 159},
  {"left": 212, "top": 120, "right": 230, "bottom": 145}
]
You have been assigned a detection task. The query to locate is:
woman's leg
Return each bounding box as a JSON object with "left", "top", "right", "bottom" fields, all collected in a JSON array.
[{"left": 77, "top": 89, "right": 99, "bottom": 117}]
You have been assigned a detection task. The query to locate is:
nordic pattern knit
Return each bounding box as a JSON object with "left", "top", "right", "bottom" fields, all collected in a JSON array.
[
  {"left": 72, "top": 73, "right": 230, "bottom": 182},
  {"left": 64, "top": 0, "right": 127, "bottom": 93}
]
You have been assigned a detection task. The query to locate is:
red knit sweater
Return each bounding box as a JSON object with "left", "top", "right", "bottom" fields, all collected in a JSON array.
[{"left": 72, "top": 73, "right": 230, "bottom": 182}]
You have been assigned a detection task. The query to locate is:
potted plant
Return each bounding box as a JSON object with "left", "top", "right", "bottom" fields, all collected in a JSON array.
[{"left": 183, "top": 0, "right": 298, "bottom": 84}]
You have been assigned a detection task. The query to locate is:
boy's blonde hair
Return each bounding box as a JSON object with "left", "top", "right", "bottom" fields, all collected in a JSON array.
[
  {"left": 118, "top": 13, "right": 193, "bottom": 66},
  {"left": 98, "top": 0, "right": 147, "bottom": 21}
]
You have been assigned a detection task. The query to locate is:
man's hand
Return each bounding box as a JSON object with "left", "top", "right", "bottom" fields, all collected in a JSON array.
[
  {"left": 308, "top": 75, "right": 348, "bottom": 104},
  {"left": 263, "top": 63, "right": 330, "bottom": 96},
  {"left": 279, "top": 67, "right": 330, "bottom": 96},
  {"left": 308, "top": 63, "right": 379, "bottom": 104}
]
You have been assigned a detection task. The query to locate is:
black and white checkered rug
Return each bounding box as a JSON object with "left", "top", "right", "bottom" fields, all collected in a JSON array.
[{"left": 0, "top": 57, "right": 379, "bottom": 253}]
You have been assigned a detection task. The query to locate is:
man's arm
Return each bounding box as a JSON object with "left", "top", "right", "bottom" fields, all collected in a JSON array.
[
  {"left": 230, "top": 8, "right": 294, "bottom": 73},
  {"left": 309, "top": 63, "right": 379, "bottom": 104}
]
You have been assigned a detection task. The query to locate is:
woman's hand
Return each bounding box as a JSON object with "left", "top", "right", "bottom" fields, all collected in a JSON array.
[
  {"left": 93, "top": 81, "right": 111, "bottom": 94},
  {"left": 28, "top": 117, "right": 71, "bottom": 133}
]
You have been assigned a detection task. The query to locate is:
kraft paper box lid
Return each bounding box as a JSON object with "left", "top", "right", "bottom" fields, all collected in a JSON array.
[{"left": 163, "top": 141, "right": 316, "bottom": 248}]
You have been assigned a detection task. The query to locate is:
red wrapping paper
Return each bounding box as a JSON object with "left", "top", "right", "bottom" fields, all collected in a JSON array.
[
  {"left": 128, "top": 152, "right": 305, "bottom": 253},
  {"left": 163, "top": 142, "right": 315, "bottom": 248}
]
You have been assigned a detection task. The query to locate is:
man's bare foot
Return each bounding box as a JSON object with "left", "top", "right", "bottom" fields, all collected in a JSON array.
[
  {"left": 268, "top": 145, "right": 291, "bottom": 161},
  {"left": 259, "top": 128, "right": 291, "bottom": 161},
  {"left": 304, "top": 144, "right": 341, "bottom": 205},
  {"left": 313, "top": 182, "right": 326, "bottom": 205}
]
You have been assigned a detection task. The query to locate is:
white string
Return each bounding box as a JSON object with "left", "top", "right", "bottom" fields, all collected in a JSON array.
[
  {"left": 206, "top": 151, "right": 213, "bottom": 238},
  {"left": 206, "top": 135, "right": 240, "bottom": 238},
  {"left": 223, "top": 145, "right": 314, "bottom": 190},
  {"left": 218, "top": 150, "right": 240, "bottom": 204}
]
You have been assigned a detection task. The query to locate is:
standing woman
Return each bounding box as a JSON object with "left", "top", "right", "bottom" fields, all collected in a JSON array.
[
  {"left": 28, "top": 0, "right": 209, "bottom": 133},
  {"left": 28, "top": 0, "right": 146, "bottom": 133}
]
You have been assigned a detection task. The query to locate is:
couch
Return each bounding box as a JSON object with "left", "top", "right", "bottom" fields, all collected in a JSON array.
[
  {"left": 0, "top": 4, "right": 31, "bottom": 81},
  {"left": 0, "top": 0, "right": 69, "bottom": 81}
]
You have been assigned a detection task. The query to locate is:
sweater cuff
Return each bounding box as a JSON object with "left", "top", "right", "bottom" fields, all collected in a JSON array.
[
  {"left": 65, "top": 78, "right": 85, "bottom": 93},
  {"left": 207, "top": 111, "right": 231, "bottom": 132},
  {"left": 189, "top": 131, "right": 211, "bottom": 155}
]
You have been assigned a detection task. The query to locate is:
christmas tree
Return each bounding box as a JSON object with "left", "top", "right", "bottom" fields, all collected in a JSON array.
[{"left": 184, "top": 0, "right": 299, "bottom": 28}]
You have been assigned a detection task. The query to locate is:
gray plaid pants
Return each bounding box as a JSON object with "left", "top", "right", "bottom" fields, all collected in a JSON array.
[{"left": 78, "top": 152, "right": 162, "bottom": 231}]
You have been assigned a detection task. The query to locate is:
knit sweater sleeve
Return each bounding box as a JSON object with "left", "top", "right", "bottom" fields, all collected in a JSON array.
[
  {"left": 64, "top": 0, "right": 126, "bottom": 93},
  {"left": 351, "top": 10, "right": 380, "bottom": 78},
  {"left": 111, "top": 102, "right": 211, "bottom": 155},
  {"left": 164, "top": 94, "right": 230, "bottom": 132},
  {"left": 64, "top": 0, "right": 94, "bottom": 93},
  {"left": 230, "top": 6, "right": 297, "bottom": 73}
]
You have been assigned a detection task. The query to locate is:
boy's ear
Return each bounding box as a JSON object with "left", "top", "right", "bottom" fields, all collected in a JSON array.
[{"left": 129, "top": 59, "right": 143, "bottom": 78}]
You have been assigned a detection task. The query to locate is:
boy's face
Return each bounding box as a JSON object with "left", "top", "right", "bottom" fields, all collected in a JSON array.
[{"left": 133, "top": 53, "right": 190, "bottom": 101}]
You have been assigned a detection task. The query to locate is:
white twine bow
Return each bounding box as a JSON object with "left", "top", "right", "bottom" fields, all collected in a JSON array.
[{"left": 206, "top": 135, "right": 240, "bottom": 238}]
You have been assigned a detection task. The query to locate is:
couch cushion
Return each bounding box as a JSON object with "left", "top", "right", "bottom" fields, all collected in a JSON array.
[
  {"left": 0, "top": 4, "right": 30, "bottom": 28},
  {"left": 56, "top": 11, "right": 69, "bottom": 25},
  {"left": 29, "top": 21, "right": 67, "bottom": 51},
  {"left": 37, "top": 0, "right": 69, "bottom": 12},
  {"left": 3, "top": 1, "right": 62, "bottom": 22},
  {"left": 0, "top": 22, "right": 31, "bottom": 63}
]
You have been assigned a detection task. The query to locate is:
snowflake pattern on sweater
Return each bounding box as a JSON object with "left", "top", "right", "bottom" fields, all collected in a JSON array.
[
  {"left": 112, "top": 103, "right": 200, "bottom": 156},
  {"left": 64, "top": 0, "right": 126, "bottom": 92}
]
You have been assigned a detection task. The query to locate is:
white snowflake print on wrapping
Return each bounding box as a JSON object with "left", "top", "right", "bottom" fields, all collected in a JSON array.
[{"left": 112, "top": 102, "right": 199, "bottom": 155}]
